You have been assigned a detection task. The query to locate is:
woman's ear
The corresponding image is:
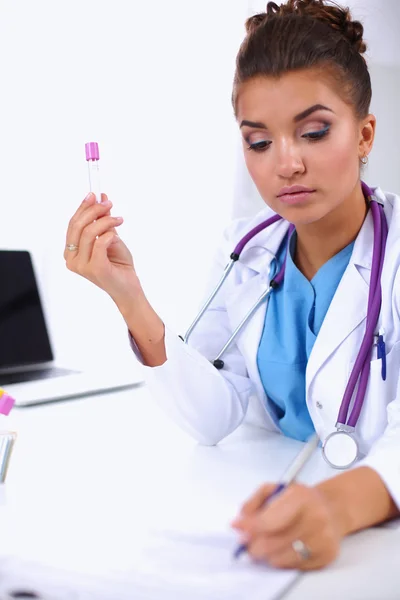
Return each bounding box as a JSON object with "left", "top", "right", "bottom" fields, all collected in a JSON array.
[{"left": 358, "top": 113, "right": 376, "bottom": 159}]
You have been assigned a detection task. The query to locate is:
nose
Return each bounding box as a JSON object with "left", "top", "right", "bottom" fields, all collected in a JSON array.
[{"left": 274, "top": 141, "right": 305, "bottom": 179}]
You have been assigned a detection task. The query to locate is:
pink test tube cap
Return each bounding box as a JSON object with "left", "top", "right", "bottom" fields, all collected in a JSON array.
[
  {"left": 0, "top": 393, "right": 15, "bottom": 416},
  {"left": 85, "top": 142, "right": 100, "bottom": 161}
]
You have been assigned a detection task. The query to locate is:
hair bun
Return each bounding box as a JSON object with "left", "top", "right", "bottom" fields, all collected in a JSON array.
[
  {"left": 343, "top": 19, "right": 367, "bottom": 54},
  {"left": 247, "top": 1, "right": 367, "bottom": 55}
]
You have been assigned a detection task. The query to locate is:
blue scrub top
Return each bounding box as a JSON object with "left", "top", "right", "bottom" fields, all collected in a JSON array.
[{"left": 257, "top": 231, "right": 355, "bottom": 441}]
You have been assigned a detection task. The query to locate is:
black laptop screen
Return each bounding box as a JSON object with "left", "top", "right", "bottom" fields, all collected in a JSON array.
[{"left": 0, "top": 250, "right": 53, "bottom": 369}]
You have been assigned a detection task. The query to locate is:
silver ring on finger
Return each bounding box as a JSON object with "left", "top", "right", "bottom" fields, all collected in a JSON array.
[
  {"left": 66, "top": 244, "right": 79, "bottom": 252},
  {"left": 292, "top": 539, "right": 312, "bottom": 561}
]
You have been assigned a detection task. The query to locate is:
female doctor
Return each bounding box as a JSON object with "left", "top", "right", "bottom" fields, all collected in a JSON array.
[{"left": 65, "top": 0, "right": 400, "bottom": 571}]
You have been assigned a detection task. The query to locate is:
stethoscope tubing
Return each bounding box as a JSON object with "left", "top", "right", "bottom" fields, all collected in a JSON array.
[{"left": 182, "top": 182, "right": 387, "bottom": 434}]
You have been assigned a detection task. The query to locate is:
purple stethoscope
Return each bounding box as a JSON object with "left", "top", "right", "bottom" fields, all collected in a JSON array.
[{"left": 183, "top": 182, "right": 388, "bottom": 469}]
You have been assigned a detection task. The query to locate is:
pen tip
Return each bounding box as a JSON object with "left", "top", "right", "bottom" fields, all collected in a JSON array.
[{"left": 233, "top": 544, "right": 246, "bottom": 560}]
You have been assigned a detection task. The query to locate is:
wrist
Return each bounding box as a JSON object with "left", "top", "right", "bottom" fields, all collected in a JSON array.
[
  {"left": 316, "top": 466, "right": 399, "bottom": 537},
  {"left": 316, "top": 479, "right": 354, "bottom": 537},
  {"left": 113, "top": 285, "right": 166, "bottom": 366},
  {"left": 111, "top": 281, "right": 147, "bottom": 320}
]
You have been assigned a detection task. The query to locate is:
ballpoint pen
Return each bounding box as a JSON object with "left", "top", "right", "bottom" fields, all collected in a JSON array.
[
  {"left": 0, "top": 389, "right": 16, "bottom": 484},
  {"left": 233, "top": 432, "right": 320, "bottom": 559}
]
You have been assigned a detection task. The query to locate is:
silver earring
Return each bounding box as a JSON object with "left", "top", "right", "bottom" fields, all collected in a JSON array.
[{"left": 361, "top": 155, "right": 369, "bottom": 165}]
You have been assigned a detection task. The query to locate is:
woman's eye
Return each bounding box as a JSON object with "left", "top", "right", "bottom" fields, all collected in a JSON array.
[
  {"left": 245, "top": 124, "right": 330, "bottom": 152},
  {"left": 302, "top": 125, "right": 331, "bottom": 140},
  {"left": 247, "top": 140, "right": 272, "bottom": 153}
]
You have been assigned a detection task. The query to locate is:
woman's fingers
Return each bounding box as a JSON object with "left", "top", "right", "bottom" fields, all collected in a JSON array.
[
  {"left": 233, "top": 483, "right": 342, "bottom": 571},
  {"left": 91, "top": 230, "right": 120, "bottom": 271},
  {"left": 234, "top": 484, "right": 311, "bottom": 536},
  {"left": 238, "top": 484, "right": 278, "bottom": 517},
  {"left": 64, "top": 193, "right": 96, "bottom": 252},
  {"left": 100, "top": 195, "right": 119, "bottom": 236},
  {"left": 73, "top": 215, "right": 124, "bottom": 267},
  {"left": 246, "top": 527, "right": 338, "bottom": 570},
  {"left": 64, "top": 195, "right": 114, "bottom": 262},
  {"left": 244, "top": 517, "right": 310, "bottom": 563}
]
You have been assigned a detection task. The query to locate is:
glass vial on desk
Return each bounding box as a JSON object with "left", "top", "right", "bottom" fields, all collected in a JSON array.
[
  {"left": 0, "top": 390, "right": 16, "bottom": 486},
  {"left": 0, "top": 431, "right": 17, "bottom": 484}
]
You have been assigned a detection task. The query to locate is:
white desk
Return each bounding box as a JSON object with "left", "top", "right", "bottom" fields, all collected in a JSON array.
[{"left": 0, "top": 385, "right": 399, "bottom": 599}]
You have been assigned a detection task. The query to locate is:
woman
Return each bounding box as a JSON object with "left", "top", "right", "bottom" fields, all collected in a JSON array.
[{"left": 65, "top": 0, "right": 400, "bottom": 570}]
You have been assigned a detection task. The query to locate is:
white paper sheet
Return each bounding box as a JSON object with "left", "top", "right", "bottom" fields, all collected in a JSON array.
[
  {"left": 0, "top": 529, "right": 299, "bottom": 600},
  {"left": 124, "top": 529, "right": 299, "bottom": 600}
]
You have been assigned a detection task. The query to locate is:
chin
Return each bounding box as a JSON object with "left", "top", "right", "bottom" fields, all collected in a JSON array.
[{"left": 268, "top": 203, "right": 324, "bottom": 226}]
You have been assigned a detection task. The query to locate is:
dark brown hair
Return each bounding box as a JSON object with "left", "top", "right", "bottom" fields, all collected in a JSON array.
[{"left": 232, "top": 0, "right": 372, "bottom": 121}]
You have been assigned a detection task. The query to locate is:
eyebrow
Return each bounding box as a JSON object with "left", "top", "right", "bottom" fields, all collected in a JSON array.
[{"left": 240, "top": 104, "right": 335, "bottom": 129}]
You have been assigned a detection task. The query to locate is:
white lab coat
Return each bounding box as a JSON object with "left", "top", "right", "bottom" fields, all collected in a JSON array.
[{"left": 131, "top": 185, "right": 400, "bottom": 508}]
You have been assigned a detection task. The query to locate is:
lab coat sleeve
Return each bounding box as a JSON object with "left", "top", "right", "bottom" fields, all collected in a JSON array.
[
  {"left": 128, "top": 218, "right": 255, "bottom": 446},
  {"left": 357, "top": 268, "right": 400, "bottom": 510}
]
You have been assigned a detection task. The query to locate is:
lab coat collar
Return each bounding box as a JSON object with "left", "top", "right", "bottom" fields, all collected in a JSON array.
[
  {"left": 237, "top": 185, "right": 390, "bottom": 276},
  {"left": 237, "top": 209, "right": 289, "bottom": 275}
]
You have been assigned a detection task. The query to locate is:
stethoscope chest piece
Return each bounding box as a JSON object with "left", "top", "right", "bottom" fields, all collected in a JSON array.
[{"left": 322, "top": 429, "right": 359, "bottom": 470}]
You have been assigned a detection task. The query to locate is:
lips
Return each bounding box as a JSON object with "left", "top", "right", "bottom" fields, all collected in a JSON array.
[
  {"left": 278, "top": 190, "right": 315, "bottom": 205},
  {"left": 277, "top": 185, "right": 315, "bottom": 197}
]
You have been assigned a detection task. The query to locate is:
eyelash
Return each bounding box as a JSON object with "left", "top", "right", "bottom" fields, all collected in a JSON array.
[{"left": 246, "top": 125, "right": 331, "bottom": 153}]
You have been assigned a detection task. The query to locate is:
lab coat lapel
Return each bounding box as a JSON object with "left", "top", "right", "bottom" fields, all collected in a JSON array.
[{"left": 306, "top": 210, "right": 374, "bottom": 389}]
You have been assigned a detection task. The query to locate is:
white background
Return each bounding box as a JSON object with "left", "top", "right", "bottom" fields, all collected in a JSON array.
[{"left": 0, "top": 0, "right": 399, "bottom": 369}]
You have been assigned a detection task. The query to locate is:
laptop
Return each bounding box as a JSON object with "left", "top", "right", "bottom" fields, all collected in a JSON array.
[{"left": 0, "top": 250, "right": 143, "bottom": 406}]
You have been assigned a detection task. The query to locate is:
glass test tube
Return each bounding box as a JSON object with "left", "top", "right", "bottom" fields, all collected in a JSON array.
[
  {"left": 0, "top": 390, "right": 16, "bottom": 483},
  {"left": 0, "top": 432, "right": 17, "bottom": 483},
  {"left": 85, "top": 141, "right": 101, "bottom": 203}
]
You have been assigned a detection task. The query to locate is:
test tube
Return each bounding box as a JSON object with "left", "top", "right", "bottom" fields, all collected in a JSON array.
[
  {"left": 0, "top": 432, "right": 17, "bottom": 483},
  {"left": 85, "top": 141, "right": 101, "bottom": 203},
  {"left": 0, "top": 390, "right": 16, "bottom": 484}
]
